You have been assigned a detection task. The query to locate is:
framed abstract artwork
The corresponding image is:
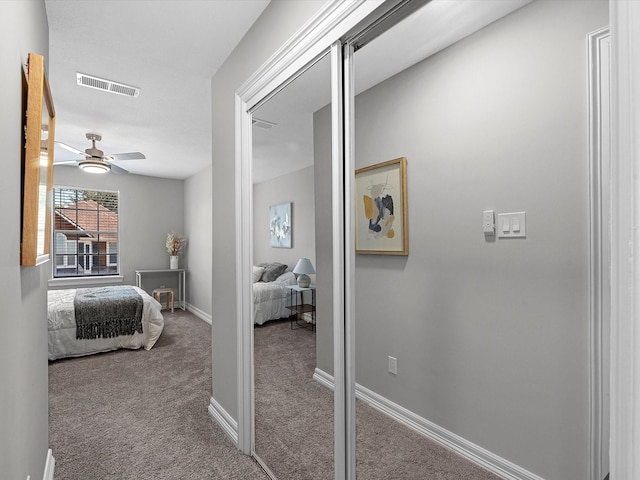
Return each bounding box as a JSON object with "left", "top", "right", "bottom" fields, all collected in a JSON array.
[
  {"left": 355, "top": 157, "right": 408, "bottom": 255},
  {"left": 270, "top": 202, "right": 292, "bottom": 248}
]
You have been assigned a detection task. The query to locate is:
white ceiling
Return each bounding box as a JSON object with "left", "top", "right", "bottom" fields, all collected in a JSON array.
[
  {"left": 45, "top": 0, "right": 531, "bottom": 182},
  {"left": 45, "top": 0, "right": 270, "bottom": 179}
]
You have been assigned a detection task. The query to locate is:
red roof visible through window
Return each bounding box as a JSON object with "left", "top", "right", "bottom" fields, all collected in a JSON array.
[{"left": 54, "top": 200, "right": 117, "bottom": 240}]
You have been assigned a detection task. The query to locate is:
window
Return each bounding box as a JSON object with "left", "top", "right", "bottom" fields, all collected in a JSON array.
[{"left": 53, "top": 187, "right": 119, "bottom": 278}]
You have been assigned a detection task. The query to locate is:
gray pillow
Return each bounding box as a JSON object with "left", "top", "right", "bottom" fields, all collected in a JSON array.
[{"left": 258, "top": 262, "right": 288, "bottom": 282}]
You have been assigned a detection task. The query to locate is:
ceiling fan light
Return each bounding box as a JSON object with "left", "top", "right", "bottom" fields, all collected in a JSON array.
[{"left": 79, "top": 159, "right": 110, "bottom": 174}]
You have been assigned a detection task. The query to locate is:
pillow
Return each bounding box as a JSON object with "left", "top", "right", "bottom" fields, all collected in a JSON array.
[
  {"left": 252, "top": 266, "right": 265, "bottom": 283},
  {"left": 258, "top": 262, "right": 288, "bottom": 282},
  {"left": 273, "top": 271, "right": 296, "bottom": 285}
]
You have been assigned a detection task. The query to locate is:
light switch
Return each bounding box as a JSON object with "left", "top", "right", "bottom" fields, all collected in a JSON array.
[{"left": 498, "top": 212, "right": 526, "bottom": 238}]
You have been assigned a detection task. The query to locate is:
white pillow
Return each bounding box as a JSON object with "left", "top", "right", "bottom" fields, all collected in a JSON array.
[{"left": 252, "top": 266, "right": 265, "bottom": 283}]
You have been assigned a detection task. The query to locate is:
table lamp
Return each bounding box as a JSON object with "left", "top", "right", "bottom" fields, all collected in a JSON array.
[{"left": 293, "top": 258, "right": 315, "bottom": 288}]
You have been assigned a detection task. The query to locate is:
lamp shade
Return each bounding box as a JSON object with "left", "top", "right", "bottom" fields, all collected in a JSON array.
[
  {"left": 293, "top": 258, "right": 315, "bottom": 287},
  {"left": 293, "top": 258, "right": 315, "bottom": 275}
]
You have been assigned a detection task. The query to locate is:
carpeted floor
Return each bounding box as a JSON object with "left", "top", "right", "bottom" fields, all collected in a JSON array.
[
  {"left": 254, "top": 319, "right": 334, "bottom": 479},
  {"left": 254, "top": 319, "right": 502, "bottom": 480},
  {"left": 48, "top": 310, "right": 268, "bottom": 480},
  {"left": 50, "top": 310, "right": 502, "bottom": 480}
]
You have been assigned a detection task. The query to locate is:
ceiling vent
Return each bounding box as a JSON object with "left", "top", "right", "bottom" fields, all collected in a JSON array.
[
  {"left": 252, "top": 118, "right": 276, "bottom": 131},
  {"left": 76, "top": 73, "right": 140, "bottom": 98}
]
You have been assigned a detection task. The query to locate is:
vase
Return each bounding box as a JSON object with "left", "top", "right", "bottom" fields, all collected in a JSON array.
[{"left": 170, "top": 255, "right": 179, "bottom": 269}]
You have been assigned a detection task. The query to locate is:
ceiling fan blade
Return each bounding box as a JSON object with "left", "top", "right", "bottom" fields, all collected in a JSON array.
[
  {"left": 55, "top": 141, "right": 86, "bottom": 156},
  {"left": 109, "top": 163, "right": 129, "bottom": 175},
  {"left": 52, "top": 159, "right": 79, "bottom": 165},
  {"left": 107, "top": 152, "right": 146, "bottom": 161}
]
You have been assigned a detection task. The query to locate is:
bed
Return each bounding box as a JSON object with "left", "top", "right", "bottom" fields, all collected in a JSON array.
[
  {"left": 253, "top": 263, "right": 297, "bottom": 325},
  {"left": 48, "top": 285, "right": 165, "bottom": 361}
]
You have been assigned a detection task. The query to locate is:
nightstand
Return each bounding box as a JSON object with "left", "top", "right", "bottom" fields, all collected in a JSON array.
[{"left": 285, "top": 284, "right": 316, "bottom": 331}]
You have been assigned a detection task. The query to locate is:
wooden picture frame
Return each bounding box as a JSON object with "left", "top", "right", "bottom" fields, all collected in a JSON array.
[
  {"left": 21, "top": 52, "right": 55, "bottom": 266},
  {"left": 355, "top": 157, "right": 408, "bottom": 255}
]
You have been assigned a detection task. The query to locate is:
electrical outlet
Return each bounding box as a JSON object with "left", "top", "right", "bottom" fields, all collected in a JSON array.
[{"left": 388, "top": 356, "right": 397, "bottom": 375}]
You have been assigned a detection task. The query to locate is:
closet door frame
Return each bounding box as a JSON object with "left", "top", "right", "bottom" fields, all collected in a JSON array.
[{"left": 609, "top": 2, "right": 640, "bottom": 478}]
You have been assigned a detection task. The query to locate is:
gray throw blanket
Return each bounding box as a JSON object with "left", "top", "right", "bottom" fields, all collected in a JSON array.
[{"left": 74, "top": 286, "right": 143, "bottom": 340}]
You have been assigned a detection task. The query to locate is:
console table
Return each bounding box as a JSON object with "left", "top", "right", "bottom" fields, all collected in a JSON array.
[{"left": 135, "top": 268, "right": 186, "bottom": 311}]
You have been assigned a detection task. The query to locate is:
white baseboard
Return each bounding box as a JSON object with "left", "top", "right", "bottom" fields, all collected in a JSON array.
[
  {"left": 312, "top": 367, "right": 335, "bottom": 391},
  {"left": 186, "top": 303, "right": 212, "bottom": 325},
  {"left": 42, "top": 449, "right": 55, "bottom": 480},
  {"left": 313, "top": 368, "right": 544, "bottom": 480},
  {"left": 208, "top": 396, "right": 238, "bottom": 446}
]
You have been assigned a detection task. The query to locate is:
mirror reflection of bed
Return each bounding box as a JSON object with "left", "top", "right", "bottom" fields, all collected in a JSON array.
[{"left": 252, "top": 264, "right": 296, "bottom": 326}]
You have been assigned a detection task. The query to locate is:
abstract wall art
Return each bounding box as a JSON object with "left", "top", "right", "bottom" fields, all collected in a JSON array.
[
  {"left": 269, "top": 202, "right": 292, "bottom": 248},
  {"left": 355, "top": 157, "right": 408, "bottom": 255}
]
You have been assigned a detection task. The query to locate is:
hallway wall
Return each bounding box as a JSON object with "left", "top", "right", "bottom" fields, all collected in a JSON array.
[{"left": 0, "top": 1, "right": 51, "bottom": 478}]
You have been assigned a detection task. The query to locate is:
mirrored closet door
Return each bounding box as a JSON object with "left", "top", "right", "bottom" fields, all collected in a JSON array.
[
  {"left": 346, "top": 1, "right": 607, "bottom": 479},
  {"left": 251, "top": 52, "right": 334, "bottom": 480}
]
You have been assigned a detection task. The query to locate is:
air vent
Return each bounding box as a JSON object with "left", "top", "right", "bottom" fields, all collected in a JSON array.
[
  {"left": 76, "top": 73, "right": 140, "bottom": 98},
  {"left": 252, "top": 118, "right": 276, "bottom": 131}
]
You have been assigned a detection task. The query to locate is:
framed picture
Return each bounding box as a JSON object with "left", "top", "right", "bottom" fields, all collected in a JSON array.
[
  {"left": 21, "top": 52, "right": 55, "bottom": 266},
  {"left": 270, "top": 202, "right": 292, "bottom": 248},
  {"left": 355, "top": 157, "right": 408, "bottom": 255}
]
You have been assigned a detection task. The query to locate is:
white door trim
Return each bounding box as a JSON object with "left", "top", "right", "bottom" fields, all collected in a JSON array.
[
  {"left": 588, "top": 26, "right": 611, "bottom": 480},
  {"left": 609, "top": 1, "right": 640, "bottom": 479}
]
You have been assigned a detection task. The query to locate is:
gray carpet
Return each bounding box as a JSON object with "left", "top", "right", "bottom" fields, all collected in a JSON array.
[
  {"left": 50, "top": 310, "right": 502, "bottom": 480},
  {"left": 48, "top": 310, "right": 268, "bottom": 480},
  {"left": 254, "top": 319, "right": 334, "bottom": 479},
  {"left": 254, "top": 319, "right": 502, "bottom": 480}
]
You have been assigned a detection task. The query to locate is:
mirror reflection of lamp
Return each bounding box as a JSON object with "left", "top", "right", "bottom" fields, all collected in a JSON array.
[{"left": 293, "top": 258, "right": 315, "bottom": 288}]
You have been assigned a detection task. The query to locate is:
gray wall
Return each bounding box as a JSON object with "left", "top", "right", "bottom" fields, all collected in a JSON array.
[
  {"left": 52, "top": 166, "right": 185, "bottom": 294},
  {"left": 0, "top": 1, "right": 50, "bottom": 478},
  {"left": 185, "top": 165, "right": 213, "bottom": 316},
  {"left": 313, "top": 105, "right": 333, "bottom": 375},
  {"left": 348, "top": 1, "right": 607, "bottom": 479},
  {"left": 210, "top": 0, "right": 327, "bottom": 419},
  {"left": 253, "top": 165, "right": 316, "bottom": 273}
]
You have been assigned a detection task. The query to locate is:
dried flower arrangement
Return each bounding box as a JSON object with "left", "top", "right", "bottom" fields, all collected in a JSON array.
[{"left": 166, "top": 232, "right": 186, "bottom": 255}]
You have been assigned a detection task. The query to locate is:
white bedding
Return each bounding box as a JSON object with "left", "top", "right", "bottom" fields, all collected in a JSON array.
[
  {"left": 253, "top": 271, "right": 296, "bottom": 325},
  {"left": 48, "top": 286, "right": 165, "bottom": 360}
]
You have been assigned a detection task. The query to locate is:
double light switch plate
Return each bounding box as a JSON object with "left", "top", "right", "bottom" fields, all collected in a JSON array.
[{"left": 497, "top": 212, "right": 526, "bottom": 238}]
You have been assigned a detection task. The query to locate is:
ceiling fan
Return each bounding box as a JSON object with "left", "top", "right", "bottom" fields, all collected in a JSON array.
[{"left": 54, "top": 133, "right": 146, "bottom": 174}]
